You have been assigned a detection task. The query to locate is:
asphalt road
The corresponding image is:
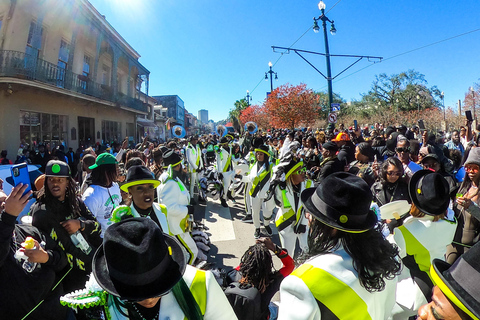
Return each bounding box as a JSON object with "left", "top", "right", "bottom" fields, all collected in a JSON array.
[{"left": 193, "top": 191, "right": 284, "bottom": 271}]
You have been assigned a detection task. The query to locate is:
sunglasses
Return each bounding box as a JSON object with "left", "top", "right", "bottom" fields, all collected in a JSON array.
[
  {"left": 395, "top": 147, "right": 410, "bottom": 153},
  {"left": 386, "top": 171, "right": 402, "bottom": 177},
  {"left": 465, "top": 165, "right": 480, "bottom": 173}
]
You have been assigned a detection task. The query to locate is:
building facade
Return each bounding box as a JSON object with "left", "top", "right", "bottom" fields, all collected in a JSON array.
[
  {"left": 152, "top": 95, "right": 185, "bottom": 127},
  {"left": 0, "top": 0, "right": 151, "bottom": 155},
  {"left": 198, "top": 109, "right": 208, "bottom": 124}
]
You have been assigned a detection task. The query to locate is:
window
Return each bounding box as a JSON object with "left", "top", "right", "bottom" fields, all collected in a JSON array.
[
  {"left": 26, "top": 21, "right": 44, "bottom": 56},
  {"left": 83, "top": 55, "right": 90, "bottom": 77},
  {"left": 102, "top": 120, "right": 121, "bottom": 144},
  {"left": 57, "top": 40, "right": 69, "bottom": 87},
  {"left": 20, "top": 111, "right": 68, "bottom": 150}
]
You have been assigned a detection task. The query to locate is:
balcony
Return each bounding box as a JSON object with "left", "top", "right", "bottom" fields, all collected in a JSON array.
[{"left": 0, "top": 50, "right": 148, "bottom": 113}]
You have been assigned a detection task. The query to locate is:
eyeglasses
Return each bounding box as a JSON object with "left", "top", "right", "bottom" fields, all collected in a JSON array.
[
  {"left": 386, "top": 171, "right": 402, "bottom": 177},
  {"left": 465, "top": 165, "right": 480, "bottom": 173},
  {"left": 395, "top": 147, "right": 410, "bottom": 153}
]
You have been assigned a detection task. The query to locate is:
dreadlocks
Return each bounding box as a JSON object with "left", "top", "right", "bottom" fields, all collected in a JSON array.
[
  {"left": 239, "top": 243, "right": 274, "bottom": 293},
  {"left": 36, "top": 177, "right": 82, "bottom": 219}
]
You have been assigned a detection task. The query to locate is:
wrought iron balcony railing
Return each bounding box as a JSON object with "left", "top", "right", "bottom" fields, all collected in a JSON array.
[{"left": 0, "top": 50, "right": 148, "bottom": 113}]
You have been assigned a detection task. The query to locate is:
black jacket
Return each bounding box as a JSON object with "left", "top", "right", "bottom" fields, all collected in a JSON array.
[
  {"left": 31, "top": 197, "right": 102, "bottom": 292},
  {"left": 371, "top": 180, "right": 410, "bottom": 207},
  {"left": 0, "top": 212, "right": 68, "bottom": 319},
  {"left": 317, "top": 156, "right": 345, "bottom": 184}
]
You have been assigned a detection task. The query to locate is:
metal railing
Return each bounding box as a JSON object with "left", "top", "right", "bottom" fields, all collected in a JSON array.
[{"left": 0, "top": 50, "right": 148, "bottom": 113}]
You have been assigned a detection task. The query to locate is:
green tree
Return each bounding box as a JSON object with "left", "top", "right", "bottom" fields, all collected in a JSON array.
[
  {"left": 228, "top": 98, "right": 249, "bottom": 132},
  {"left": 360, "top": 69, "right": 442, "bottom": 113},
  {"left": 315, "top": 91, "right": 346, "bottom": 119}
]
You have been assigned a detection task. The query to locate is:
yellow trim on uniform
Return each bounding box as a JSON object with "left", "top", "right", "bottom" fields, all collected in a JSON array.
[
  {"left": 292, "top": 263, "right": 372, "bottom": 320},
  {"left": 285, "top": 161, "right": 303, "bottom": 180},
  {"left": 398, "top": 225, "right": 432, "bottom": 276},
  {"left": 189, "top": 270, "right": 208, "bottom": 316},
  {"left": 163, "top": 159, "right": 183, "bottom": 169},
  {"left": 120, "top": 179, "right": 161, "bottom": 192},
  {"left": 176, "top": 235, "right": 195, "bottom": 265},
  {"left": 254, "top": 148, "right": 271, "bottom": 157},
  {"left": 430, "top": 264, "right": 480, "bottom": 320}
]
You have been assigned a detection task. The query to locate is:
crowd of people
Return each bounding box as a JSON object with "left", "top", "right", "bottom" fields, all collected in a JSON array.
[{"left": 1, "top": 119, "right": 480, "bottom": 320}]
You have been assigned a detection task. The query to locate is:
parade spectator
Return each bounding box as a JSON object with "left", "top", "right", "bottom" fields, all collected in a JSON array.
[
  {"left": 225, "top": 237, "right": 294, "bottom": 320},
  {"left": 315, "top": 141, "right": 344, "bottom": 183},
  {"left": 82, "top": 153, "right": 121, "bottom": 237},
  {"left": 389, "top": 170, "right": 456, "bottom": 319},
  {"left": 0, "top": 183, "right": 70, "bottom": 319},
  {"left": 31, "top": 160, "right": 102, "bottom": 296},
  {"left": 396, "top": 138, "right": 422, "bottom": 180},
  {"left": 333, "top": 132, "right": 355, "bottom": 164},
  {"left": 0, "top": 149, "right": 13, "bottom": 165},
  {"left": 447, "top": 147, "right": 480, "bottom": 264},
  {"left": 418, "top": 241, "right": 480, "bottom": 320},
  {"left": 348, "top": 142, "right": 376, "bottom": 187},
  {"left": 420, "top": 153, "right": 458, "bottom": 198},
  {"left": 445, "top": 129, "right": 465, "bottom": 157},
  {"left": 278, "top": 172, "right": 401, "bottom": 319},
  {"left": 371, "top": 157, "right": 410, "bottom": 207},
  {"left": 79, "top": 153, "right": 96, "bottom": 195}
]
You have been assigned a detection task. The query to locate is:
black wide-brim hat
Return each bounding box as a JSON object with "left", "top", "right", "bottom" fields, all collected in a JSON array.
[
  {"left": 162, "top": 149, "right": 182, "bottom": 168},
  {"left": 430, "top": 242, "right": 480, "bottom": 320},
  {"left": 120, "top": 165, "right": 160, "bottom": 192},
  {"left": 302, "top": 172, "right": 377, "bottom": 233},
  {"left": 409, "top": 170, "right": 450, "bottom": 216},
  {"left": 93, "top": 218, "right": 186, "bottom": 301}
]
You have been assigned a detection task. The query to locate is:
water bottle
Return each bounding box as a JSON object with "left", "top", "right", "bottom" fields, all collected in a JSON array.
[{"left": 70, "top": 231, "right": 92, "bottom": 255}]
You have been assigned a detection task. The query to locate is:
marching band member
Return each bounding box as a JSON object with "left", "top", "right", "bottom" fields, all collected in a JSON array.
[
  {"left": 269, "top": 143, "right": 313, "bottom": 257},
  {"left": 186, "top": 135, "right": 204, "bottom": 204},
  {"left": 157, "top": 150, "right": 198, "bottom": 265},
  {"left": 216, "top": 136, "right": 234, "bottom": 208},
  {"left": 241, "top": 144, "right": 275, "bottom": 238}
]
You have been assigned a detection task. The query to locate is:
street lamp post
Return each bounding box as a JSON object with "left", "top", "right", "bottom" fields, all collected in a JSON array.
[
  {"left": 265, "top": 62, "right": 278, "bottom": 94},
  {"left": 470, "top": 86, "right": 476, "bottom": 120},
  {"left": 245, "top": 90, "right": 252, "bottom": 107},
  {"left": 313, "top": 0, "right": 336, "bottom": 112},
  {"left": 417, "top": 94, "right": 420, "bottom": 113}
]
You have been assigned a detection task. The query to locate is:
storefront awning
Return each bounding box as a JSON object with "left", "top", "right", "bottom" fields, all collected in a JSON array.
[{"left": 137, "top": 118, "right": 157, "bottom": 127}]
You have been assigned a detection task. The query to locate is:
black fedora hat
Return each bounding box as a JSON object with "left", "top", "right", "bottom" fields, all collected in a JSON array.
[
  {"left": 409, "top": 170, "right": 449, "bottom": 216},
  {"left": 120, "top": 165, "right": 160, "bottom": 192},
  {"left": 93, "top": 218, "right": 186, "bottom": 300},
  {"left": 162, "top": 149, "right": 182, "bottom": 168},
  {"left": 431, "top": 242, "right": 480, "bottom": 320},
  {"left": 301, "top": 172, "right": 377, "bottom": 233}
]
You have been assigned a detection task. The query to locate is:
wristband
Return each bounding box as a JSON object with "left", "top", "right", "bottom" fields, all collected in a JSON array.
[{"left": 79, "top": 219, "right": 85, "bottom": 231}]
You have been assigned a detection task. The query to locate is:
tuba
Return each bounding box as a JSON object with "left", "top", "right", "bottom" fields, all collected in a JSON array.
[
  {"left": 244, "top": 121, "right": 258, "bottom": 134},
  {"left": 172, "top": 125, "right": 186, "bottom": 138},
  {"left": 215, "top": 124, "right": 228, "bottom": 137}
]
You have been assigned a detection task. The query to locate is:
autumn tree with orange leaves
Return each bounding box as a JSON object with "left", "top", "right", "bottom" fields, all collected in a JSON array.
[
  {"left": 263, "top": 83, "right": 320, "bottom": 129},
  {"left": 239, "top": 104, "right": 269, "bottom": 129}
]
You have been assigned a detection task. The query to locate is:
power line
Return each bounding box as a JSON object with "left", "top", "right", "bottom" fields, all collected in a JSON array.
[{"left": 316, "top": 27, "right": 480, "bottom": 90}]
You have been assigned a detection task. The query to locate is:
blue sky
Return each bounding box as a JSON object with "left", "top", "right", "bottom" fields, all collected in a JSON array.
[{"left": 88, "top": 0, "right": 480, "bottom": 122}]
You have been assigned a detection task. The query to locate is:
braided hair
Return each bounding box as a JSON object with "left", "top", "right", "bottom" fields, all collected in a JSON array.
[{"left": 239, "top": 243, "right": 274, "bottom": 293}]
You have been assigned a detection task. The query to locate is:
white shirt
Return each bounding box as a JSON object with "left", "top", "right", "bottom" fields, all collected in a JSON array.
[{"left": 82, "top": 183, "right": 121, "bottom": 237}]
